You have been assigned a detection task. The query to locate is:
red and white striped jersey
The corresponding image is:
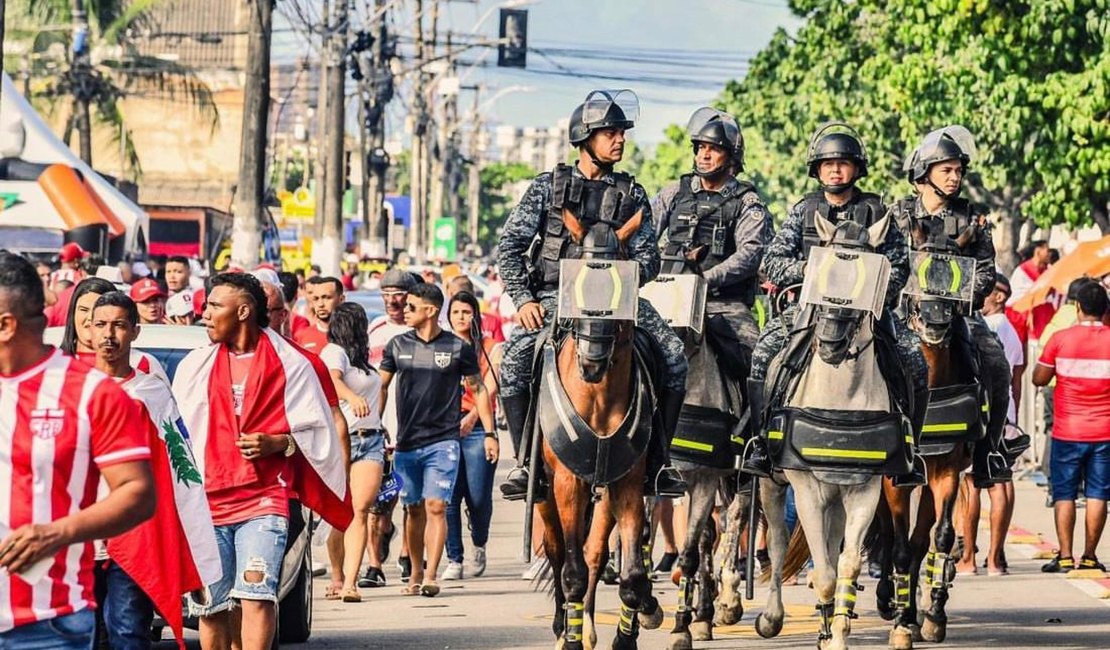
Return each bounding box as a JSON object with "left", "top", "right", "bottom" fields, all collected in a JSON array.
[{"left": 0, "top": 349, "right": 150, "bottom": 632}]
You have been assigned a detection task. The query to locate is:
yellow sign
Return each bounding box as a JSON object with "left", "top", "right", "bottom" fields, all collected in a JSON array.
[{"left": 281, "top": 187, "right": 315, "bottom": 220}]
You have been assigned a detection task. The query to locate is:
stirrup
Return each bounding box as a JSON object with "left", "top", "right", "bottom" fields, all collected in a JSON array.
[
  {"left": 740, "top": 437, "right": 772, "bottom": 478},
  {"left": 647, "top": 465, "right": 687, "bottom": 498}
]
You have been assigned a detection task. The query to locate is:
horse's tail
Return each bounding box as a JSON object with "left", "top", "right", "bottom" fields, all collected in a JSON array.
[
  {"left": 781, "top": 524, "right": 812, "bottom": 581},
  {"left": 529, "top": 554, "right": 556, "bottom": 597}
]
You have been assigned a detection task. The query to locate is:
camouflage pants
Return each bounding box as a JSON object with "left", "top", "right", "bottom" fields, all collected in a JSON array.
[
  {"left": 706, "top": 300, "right": 760, "bottom": 350},
  {"left": 750, "top": 306, "right": 928, "bottom": 394},
  {"left": 500, "top": 294, "right": 689, "bottom": 398}
]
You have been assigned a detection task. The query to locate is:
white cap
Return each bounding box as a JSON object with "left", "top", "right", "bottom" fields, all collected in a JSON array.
[
  {"left": 95, "top": 265, "right": 124, "bottom": 284},
  {"left": 166, "top": 292, "right": 194, "bottom": 318},
  {"left": 251, "top": 268, "right": 281, "bottom": 288},
  {"left": 132, "top": 261, "right": 152, "bottom": 278}
]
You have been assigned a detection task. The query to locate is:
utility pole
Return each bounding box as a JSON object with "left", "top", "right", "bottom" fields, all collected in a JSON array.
[
  {"left": 364, "top": 0, "right": 392, "bottom": 258},
  {"left": 70, "top": 0, "right": 94, "bottom": 164},
  {"left": 232, "top": 0, "right": 274, "bottom": 268},
  {"left": 467, "top": 90, "right": 481, "bottom": 248},
  {"left": 408, "top": 0, "right": 427, "bottom": 262},
  {"left": 313, "top": 0, "right": 330, "bottom": 240},
  {"left": 317, "top": 0, "right": 349, "bottom": 277},
  {"left": 422, "top": 0, "right": 440, "bottom": 258}
]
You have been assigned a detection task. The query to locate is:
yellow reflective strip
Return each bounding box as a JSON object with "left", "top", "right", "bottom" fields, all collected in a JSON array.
[
  {"left": 922, "top": 423, "right": 969, "bottom": 433},
  {"left": 568, "top": 618, "right": 583, "bottom": 625},
  {"left": 850, "top": 256, "right": 866, "bottom": 299},
  {"left": 896, "top": 588, "right": 910, "bottom": 595},
  {"left": 948, "top": 259, "right": 962, "bottom": 293},
  {"left": 981, "top": 403, "right": 989, "bottom": 412},
  {"left": 768, "top": 430, "right": 784, "bottom": 440},
  {"left": 816, "top": 250, "right": 836, "bottom": 295},
  {"left": 801, "top": 448, "right": 887, "bottom": 460},
  {"left": 574, "top": 266, "right": 588, "bottom": 310},
  {"left": 905, "top": 435, "right": 914, "bottom": 444},
  {"left": 918, "top": 256, "right": 933, "bottom": 290},
  {"left": 673, "top": 438, "right": 714, "bottom": 452},
  {"left": 608, "top": 265, "right": 622, "bottom": 311},
  {"left": 836, "top": 593, "right": 857, "bottom": 602},
  {"left": 731, "top": 435, "right": 746, "bottom": 445}
]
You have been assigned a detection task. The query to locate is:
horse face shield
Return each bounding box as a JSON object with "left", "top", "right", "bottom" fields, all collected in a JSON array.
[
  {"left": 815, "top": 306, "right": 862, "bottom": 365},
  {"left": 916, "top": 299, "right": 955, "bottom": 345},
  {"left": 574, "top": 317, "right": 618, "bottom": 383}
]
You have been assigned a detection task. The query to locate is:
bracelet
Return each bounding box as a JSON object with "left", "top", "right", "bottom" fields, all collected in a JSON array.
[{"left": 484, "top": 432, "right": 499, "bottom": 440}]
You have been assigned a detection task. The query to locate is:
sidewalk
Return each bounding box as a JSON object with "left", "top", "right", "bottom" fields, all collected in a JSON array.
[{"left": 299, "top": 465, "right": 1109, "bottom": 649}]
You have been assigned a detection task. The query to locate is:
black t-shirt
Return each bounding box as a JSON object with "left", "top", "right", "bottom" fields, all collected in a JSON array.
[{"left": 380, "top": 329, "right": 480, "bottom": 451}]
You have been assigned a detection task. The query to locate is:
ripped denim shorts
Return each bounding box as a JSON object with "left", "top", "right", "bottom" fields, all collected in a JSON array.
[
  {"left": 393, "top": 439, "right": 460, "bottom": 505},
  {"left": 189, "top": 514, "right": 288, "bottom": 616}
]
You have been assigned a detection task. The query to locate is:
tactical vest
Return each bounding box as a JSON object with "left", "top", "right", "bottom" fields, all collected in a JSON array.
[
  {"left": 799, "top": 191, "right": 886, "bottom": 258},
  {"left": 534, "top": 163, "right": 638, "bottom": 291},
  {"left": 891, "top": 196, "right": 975, "bottom": 253},
  {"left": 664, "top": 174, "right": 757, "bottom": 303}
]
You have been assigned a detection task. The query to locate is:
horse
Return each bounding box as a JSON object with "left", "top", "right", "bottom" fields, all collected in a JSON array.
[
  {"left": 872, "top": 229, "right": 984, "bottom": 649},
  {"left": 754, "top": 212, "right": 912, "bottom": 650},
  {"left": 534, "top": 208, "right": 666, "bottom": 650}
]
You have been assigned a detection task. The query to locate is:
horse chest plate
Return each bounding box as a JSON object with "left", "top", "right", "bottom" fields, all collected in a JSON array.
[
  {"left": 640, "top": 274, "right": 707, "bottom": 335},
  {"left": 556, "top": 259, "right": 640, "bottom": 321}
]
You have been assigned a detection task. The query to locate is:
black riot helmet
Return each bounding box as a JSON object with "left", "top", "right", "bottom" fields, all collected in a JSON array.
[
  {"left": 568, "top": 89, "right": 638, "bottom": 146},
  {"left": 904, "top": 125, "right": 976, "bottom": 199},
  {"left": 806, "top": 122, "right": 869, "bottom": 194},
  {"left": 687, "top": 107, "right": 744, "bottom": 177}
]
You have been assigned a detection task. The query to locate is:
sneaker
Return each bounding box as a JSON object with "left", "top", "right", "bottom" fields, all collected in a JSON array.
[
  {"left": 653, "top": 551, "right": 678, "bottom": 574},
  {"left": 522, "top": 559, "right": 546, "bottom": 581},
  {"left": 398, "top": 556, "right": 413, "bottom": 583},
  {"left": 359, "top": 566, "right": 386, "bottom": 588},
  {"left": 470, "top": 546, "right": 487, "bottom": 578},
  {"left": 378, "top": 523, "right": 396, "bottom": 565},
  {"left": 1078, "top": 556, "right": 1106, "bottom": 572},
  {"left": 1041, "top": 554, "right": 1075, "bottom": 573},
  {"left": 442, "top": 560, "right": 464, "bottom": 581}
]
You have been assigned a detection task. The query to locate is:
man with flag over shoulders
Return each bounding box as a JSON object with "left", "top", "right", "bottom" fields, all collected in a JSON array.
[
  {"left": 0, "top": 253, "right": 154, "bottom": 650},
  {"left": 90, "top": 291, "right": 221, "bottom": 650},
  {"left": 172, "top": 272, "right": 352, "bottom": 650}
]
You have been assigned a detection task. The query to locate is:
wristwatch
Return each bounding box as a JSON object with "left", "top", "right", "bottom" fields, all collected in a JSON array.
[
  {"left": 283, "top": 434, "right": 297, "bottom": 457},
  {"left": 484, "top": 432, "right": 499, "bottom": 441}
]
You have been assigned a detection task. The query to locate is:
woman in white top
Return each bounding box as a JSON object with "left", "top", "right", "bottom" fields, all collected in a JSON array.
[{"left": 319, "top": 303, "right": 384, "bottom": 602}]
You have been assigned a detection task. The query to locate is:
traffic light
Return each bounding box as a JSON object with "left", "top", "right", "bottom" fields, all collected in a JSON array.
[{"left": 497, "top": 9, "right": 527, "bottom": 68}]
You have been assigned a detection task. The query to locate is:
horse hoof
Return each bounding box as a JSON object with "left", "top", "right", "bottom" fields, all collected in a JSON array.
[
  {"left": 666, "top": 632, "right": 693, "bottom": 650},
  {"left": 878, "top": 605, "right": 896, "bottom": 621},
  {"left": 690, "top": 620, "right": 713, "bottom": 641},
  {"left": 755, "top": 612, "right": 784, "bottom": 639},
  {"left": 921, "top": 616, "right": 947, "bottom": 643},
  {"left": 639, "top": 604, "right": 664, "bottom": 631},
  {"left": 714, "top": 604, "right": 742, "bottom": 627},
  {"left": 889, "top": 626, "right": 914, "bottom": 650},
  {"left": 910, "top": 624, "right": 923, "bottom": 642},
  {"left": 610, "top": 634, "right": 637, "bottom": 650}
]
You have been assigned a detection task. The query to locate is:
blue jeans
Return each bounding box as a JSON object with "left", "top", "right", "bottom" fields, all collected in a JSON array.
[
  {"left": 190, "top": 515, "right": 288, "bottom": 616},
  {"left": 394, "top": 439, "right": 461, "bottom": 505},
  {"left": 94, "top": 560, "right": 153, "bottom": 650},
  {"left": 446, "top": 426, "right": 497, "bottom": 562},
  {"left": 0, "top": 610, "right": 95, "bottom": 650}
]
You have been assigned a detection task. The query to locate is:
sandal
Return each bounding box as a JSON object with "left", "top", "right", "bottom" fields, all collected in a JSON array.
[
  {"left": 419, "top": 583, "right": 441, "bottom": 598},
  {"left": 325, "top": 583, "right": 343, "bottom": 601},
  {"left": 400, "top": 583, "right": 421, "bottom": 596},
  {"left": 340, "top": 587, "right": 362, "bottom": 603}
]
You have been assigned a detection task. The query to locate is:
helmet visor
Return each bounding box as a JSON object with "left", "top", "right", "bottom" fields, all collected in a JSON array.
[
  {"left": 904, "top": 125, "right": 977, "bottom": 173},
  {"left": 686, "top": 107, "right": 740, "bottom": 146},
  {"left": 807, "top": 121, "right": 867, "bottom": 162},
  {"left": 582, "top": 89, "right": 639, "bottom": 127}
]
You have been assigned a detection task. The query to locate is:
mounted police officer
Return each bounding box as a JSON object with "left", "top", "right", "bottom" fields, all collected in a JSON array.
[
  {"left": 497, "top": 90, "right": 689, "bottom": 501},
  {"left": 743, "top": 123, "right": 929, "bottom": 487},
  {"left": 893, "top": 126, "right": 1017, "bottom": 487},
  {"left": 651, "top": 107, "right": 773, "bottom": 434}
]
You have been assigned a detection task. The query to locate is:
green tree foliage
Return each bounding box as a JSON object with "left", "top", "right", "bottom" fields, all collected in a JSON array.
[
  {"left": 630, "top": 125, "right": 691, "bottom": 197},
  {"left": 716, "top": 0, "right": 1110, "bottom": 264},
  {"left": 478, "top": 161, "right": 535, "bottom": 251}
]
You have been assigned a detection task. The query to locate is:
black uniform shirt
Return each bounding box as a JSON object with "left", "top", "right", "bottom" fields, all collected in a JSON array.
[{"left": 380, "top": 329, "right": 480, "bottom": 451}]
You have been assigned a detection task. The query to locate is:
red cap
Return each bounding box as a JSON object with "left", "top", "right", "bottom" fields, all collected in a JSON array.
[
  {"left": 129, "top": 278, "right": 166, "bottom": 303},
  {"left": 192, "top": 287, "right": 206, "bottom": 316},
  {"left": 59, "top": 243, "right": 87, "bottom": 263}
]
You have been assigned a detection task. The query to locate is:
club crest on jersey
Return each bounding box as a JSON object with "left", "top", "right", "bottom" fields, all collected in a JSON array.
[
  {"left": 30, "top": 409, "right": 66, "bottom": 440},
  {"left": 434, "top": 351, "right": 452, "bottom": 368}
]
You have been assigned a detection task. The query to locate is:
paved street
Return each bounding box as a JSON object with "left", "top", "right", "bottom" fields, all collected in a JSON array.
[{"left": 161, "top": 465, "right": 1110, "bottom": 649}]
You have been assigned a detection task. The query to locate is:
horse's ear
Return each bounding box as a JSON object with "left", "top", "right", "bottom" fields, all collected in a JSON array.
[
  {"left": 814, "top": 211, "right": 836, "bottom": 243},
  {"left": 563, "top": 208, "right": 586, "bottom": 244},
  {"left": 867, "top": 215, "right": 891, "bottom": 248},
  {"left": 615, "top": 209, "right": 643, "bottom": 245}
]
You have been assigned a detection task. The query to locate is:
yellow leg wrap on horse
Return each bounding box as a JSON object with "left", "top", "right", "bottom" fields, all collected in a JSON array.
[
  {"left": 676, "top": 576, "right": 693, "bottom": 614},
  {"left": 926, "top": 551, "right": 953, "bottom": 590},
  {"left": 893, "top": 573, "right": 912, "bottom": 610},
  {"left": 618, "top": 603, "right": 637, "bottom": 635},
  {"left": 564, "top": 602, "right": 585, "bottom": 643},
  {"left": 642, "top": 544, "right": 653, "bottom": 574},
  {"left": 834, "top": 577, "right": 859, "bottom": 618}
]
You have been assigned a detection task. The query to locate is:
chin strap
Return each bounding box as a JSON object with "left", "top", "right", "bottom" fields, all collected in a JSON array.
[
  {"left": 927, "top": 179, "right": 961, "bottom": 200},
  {"left": 583, "top": 144, "right": 615, "bottom": 173}
]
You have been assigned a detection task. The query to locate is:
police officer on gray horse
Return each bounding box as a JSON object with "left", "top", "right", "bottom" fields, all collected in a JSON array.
[
  {"left": 743, "top": 122, "right": 929, "bottom": 487},
  {"left": 893, "top": 127, "right": 1023, "bottom": 486},
  {"left": 497, "top": 90, "right": 689, "bottom": 501}
]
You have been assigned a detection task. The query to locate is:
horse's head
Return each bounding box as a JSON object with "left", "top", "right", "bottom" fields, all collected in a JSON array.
[
  {"left": 810, "top": 212, "right": 890, "bottom": 365},
  {"left": 563, "top": 207, "right": 642, "bottom": 383},
  {"left": 909, "top": 231, "right": 962, "bottom": 347}
]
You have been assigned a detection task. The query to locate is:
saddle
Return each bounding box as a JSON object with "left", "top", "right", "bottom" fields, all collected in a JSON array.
[
  {"left": 671, "top": 324, "right": 745, "bottom": 469},
  {"left": 920, "top": 317, "right": 989, "bottom": 454}
]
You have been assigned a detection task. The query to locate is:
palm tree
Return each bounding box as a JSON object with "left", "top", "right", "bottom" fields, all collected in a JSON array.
[{"left": 6, "top": 0, "right": 218, "bottom": 177}]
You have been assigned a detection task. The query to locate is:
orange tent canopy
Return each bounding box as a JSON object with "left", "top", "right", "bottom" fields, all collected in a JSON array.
[{"left": 1010, "top": 234, "right": 1110, "bottom": 312}]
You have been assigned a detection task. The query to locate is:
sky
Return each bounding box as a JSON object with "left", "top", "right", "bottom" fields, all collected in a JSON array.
[{"left": 275, "top": 0, "right": 800, "bottom": 149}]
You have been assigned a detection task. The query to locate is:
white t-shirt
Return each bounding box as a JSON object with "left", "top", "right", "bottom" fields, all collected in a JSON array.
[
  {"left": 983, "top": 312, "right": 1024, "bottom": 423},
  {"left": 320, "top": 343, "right": 383, "bottom": 432}
]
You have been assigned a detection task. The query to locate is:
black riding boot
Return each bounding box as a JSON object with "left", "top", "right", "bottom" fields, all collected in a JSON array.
[
  {"left": 972, "top": 391, "right": 1013, "bottom": 489},
  {"left": 499, "top": 393, "right": 546, "bottom": 501},
  {"left": 645, "top": 388, "right": 688, "bottom": 498},
  {"left": 740, "top": 378, "right": 772, "bottom": 478},
  {"left": 892, "top": 387, "right": 929, "bottom": 488}
]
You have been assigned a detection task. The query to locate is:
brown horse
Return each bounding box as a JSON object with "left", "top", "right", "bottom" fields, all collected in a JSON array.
[
  {"left": 536, "top": 209, "right": 664, "bottom": 650},
  {"left": 874, "top": 229, "right": 981, "bottom": 649}
]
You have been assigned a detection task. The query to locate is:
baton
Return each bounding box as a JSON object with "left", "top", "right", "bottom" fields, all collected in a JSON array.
[{"left": 745, "top": 474, "right": 760, "bottom": 601}]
